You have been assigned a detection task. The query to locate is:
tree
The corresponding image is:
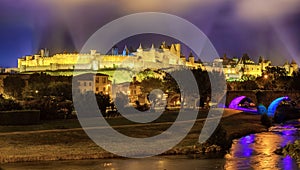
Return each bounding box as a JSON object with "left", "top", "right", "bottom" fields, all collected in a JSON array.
[
  {"left": 136, "top": 69, "right": 156, "bottom": 80},
  {"left": 241, "top": 75, "right": 256, "bottom": 81},
  {"left": 38, "top": 97, "right": 59, "bottom": 120},
  {"left": 163, "top": 72, "right": 180, "bottom": 93},
  {"left": 140, "top": 77, "right": 164, "bottom": 94},
  {"left": 275, "top": 76, "right": 292, "bottom": 91},
  {"left": 27, "top": 73, "right": 52, "bottom": 97},
  {"left": 139, "top": 77, "right": 164, "bottom": 108},
  {"left": 96, "top": 92, "right": 111, "bottom": 116},
  {"left": 192, "top": 69, "right": 211, "bottom": 96},
  {"left": 47, "top": 82, "right": 72, "bottom": 100},
  {"left": 291, "top": 70, "right": 300, "bottom": 90},
  {"left": 236, "top": 80, "right": 259, "bottom": 90},
  {"left": 265, "top": 66, "right": 288, "bottom": 79},
  {"left": 114, "top": 92, "right": 130, "bottom": 114},
  {"left": 0, "top": 97, "right": 22, "bottom": 111},
  {"left": 3, "top": 75, "right": 25, "bottom": 99}
]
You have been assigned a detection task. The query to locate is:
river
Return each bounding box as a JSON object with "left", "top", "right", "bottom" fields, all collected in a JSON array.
[
  {"left": 1, "top": 121, "right": 300, "bottom": 170},
  {"left": 225, "top": 121, "right": 300, "bottom": 169}
]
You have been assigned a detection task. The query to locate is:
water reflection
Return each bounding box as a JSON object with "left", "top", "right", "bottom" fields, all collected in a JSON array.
[
  {"left": 283, "top": 156, "right": 293, "bottom": 170},
  {"left": 225, "top": 123, "right": 300, "bottom": 170},
  {"left": 238, "top": 134, "right": 255, "bottom": 157},
  {"left": 1, "top": 156, "right": 226, "bottom": 170}
]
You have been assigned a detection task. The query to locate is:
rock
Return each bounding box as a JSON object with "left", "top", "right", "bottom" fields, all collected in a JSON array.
[
  {"left": 274, "top": 148, "right": 283, "bottom": 155},
  {"left": 281, "top": 140, "right": 300, "bottom": 165}
]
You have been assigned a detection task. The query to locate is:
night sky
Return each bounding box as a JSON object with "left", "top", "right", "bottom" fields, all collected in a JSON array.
[{"left": 0, "top": 0, "right": 300, "bottom": 67}]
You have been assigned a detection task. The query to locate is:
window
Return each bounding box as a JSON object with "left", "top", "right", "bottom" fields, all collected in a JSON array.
[
  {"left": 96, "top": 77, "right": 99, "bottom": 83},
  {"left": 89, "top": 82, "right": 92, "bottom": 86},
  {"left": 96, "top": 87, "right": 99, "bottom": 92},
  {"left": 102, "top": 77, "right": 106, "bottom": 84},
  {"left": 84, "top": 82, "right": 86, "bottom": 86}
]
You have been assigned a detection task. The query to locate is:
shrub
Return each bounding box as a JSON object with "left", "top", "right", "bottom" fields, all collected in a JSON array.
[
  {"left": 0, "top": 110, "right": 40, "bottom": 125},
  {"left": 0, "top": 98, "right": 22, "bottom": 111}
]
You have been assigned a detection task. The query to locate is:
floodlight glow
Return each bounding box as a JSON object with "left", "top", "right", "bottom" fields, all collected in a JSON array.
[{"left": 229, "top": 96, "right": 247, "bottom": 109}]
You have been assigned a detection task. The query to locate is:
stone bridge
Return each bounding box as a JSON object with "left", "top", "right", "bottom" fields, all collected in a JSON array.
[
  {"left": 166, "top": 90, "right": 300, "bottom": 116},
  {"left": 226, "top": 90, "right": 300, "bottom": 108}
]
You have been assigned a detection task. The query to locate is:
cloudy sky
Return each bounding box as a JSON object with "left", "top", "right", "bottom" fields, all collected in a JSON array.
[{"left": 0, "top": 0, "right": 300, "bottom": 67}]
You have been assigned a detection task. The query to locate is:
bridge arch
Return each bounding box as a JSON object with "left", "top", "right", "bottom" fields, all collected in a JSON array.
[
  {"left": 267, "top": 96, "right": 290, "bottom": 117},
  {"left": 228, "top": 96, "right": 254, "bottom": 109}
]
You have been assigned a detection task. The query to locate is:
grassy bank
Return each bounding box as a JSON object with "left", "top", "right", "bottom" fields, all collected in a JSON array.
[{"left": 0, "top": 109, "right": 267, "bottom": 164}]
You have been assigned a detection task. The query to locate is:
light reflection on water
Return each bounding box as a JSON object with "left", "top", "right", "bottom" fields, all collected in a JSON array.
[
  {"left": 225, "top": 122, "right": 300, "bottom": 170},
  {"left": 0, "top": 156, "right": 226, "bottom": 170}
]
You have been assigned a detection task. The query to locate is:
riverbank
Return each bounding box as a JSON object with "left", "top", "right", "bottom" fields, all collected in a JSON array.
[
  {"left": 164, "top": 111, "right": 268, "bottom": 155},
  {"left": 0, "top": 109, "right": 267, "bottom": 164}
]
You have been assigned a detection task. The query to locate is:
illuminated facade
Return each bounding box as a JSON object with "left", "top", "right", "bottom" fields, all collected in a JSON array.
[
  {"left": 128, "top": 77, "right": 148, "bottom": 104},
  {"left": 75, "top": 73, "right": 112, "bottom": 96},
  {"left": 17, "top": 43, "right": 203, "bottom": 73},
  {"left": 207, "top": 56, "right": 298, "bottom": 81},
  {"left": 16, "top": 43, "right": 298, "bottom": 82}
]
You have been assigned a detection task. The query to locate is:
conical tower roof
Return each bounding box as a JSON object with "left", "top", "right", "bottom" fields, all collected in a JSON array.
[
  {"left": 151, "top": 43, "right": 155, "bottom": 50},
  {"left": 137, "top": 43, "right": 143, "bottom": 52},
  {"left": 188, "top": 51, "right": 194, "bottom": 58}
]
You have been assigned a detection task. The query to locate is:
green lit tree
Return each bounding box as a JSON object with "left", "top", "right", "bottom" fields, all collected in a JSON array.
[{"left": 140, "top": 77, "right": 164, "bottom": 94}]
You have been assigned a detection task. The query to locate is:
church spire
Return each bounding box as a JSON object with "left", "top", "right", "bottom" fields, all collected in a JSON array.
[
  {"left": 122, "top": 45, "right": 129, "bottom": 56},
  {"left": 188, "top": 51, "right": 194, "bottom": 58},
  {"left": 291, "top": 59, "right": 297, "bottom": 65},
  {"left": 137, "top": 43, "right": 143, "bottom": 53},
  {"left": 150, "top": 43, "right": 155, "bottom": 51}
]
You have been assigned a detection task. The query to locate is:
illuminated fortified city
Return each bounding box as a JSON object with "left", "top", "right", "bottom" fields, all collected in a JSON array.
[
  {"left": 17, "top": 42, "right": 298, "bottom": 81},
  {"left": 18, "top": 42, "right": 202, "bottom": 73}
]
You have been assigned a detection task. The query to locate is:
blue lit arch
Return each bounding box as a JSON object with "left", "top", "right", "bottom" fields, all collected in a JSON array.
[{"left": 267, "top": 96, "right": 290, "bottom": 117}]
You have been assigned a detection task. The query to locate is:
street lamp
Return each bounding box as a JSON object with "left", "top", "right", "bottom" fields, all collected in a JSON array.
[{"left": 34, "top": 90, "right": 39, "bottom": 99}]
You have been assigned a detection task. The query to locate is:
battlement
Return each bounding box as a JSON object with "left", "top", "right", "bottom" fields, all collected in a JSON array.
[{"left": 17, "top": 43, "right": 203, "bottom": 73}]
